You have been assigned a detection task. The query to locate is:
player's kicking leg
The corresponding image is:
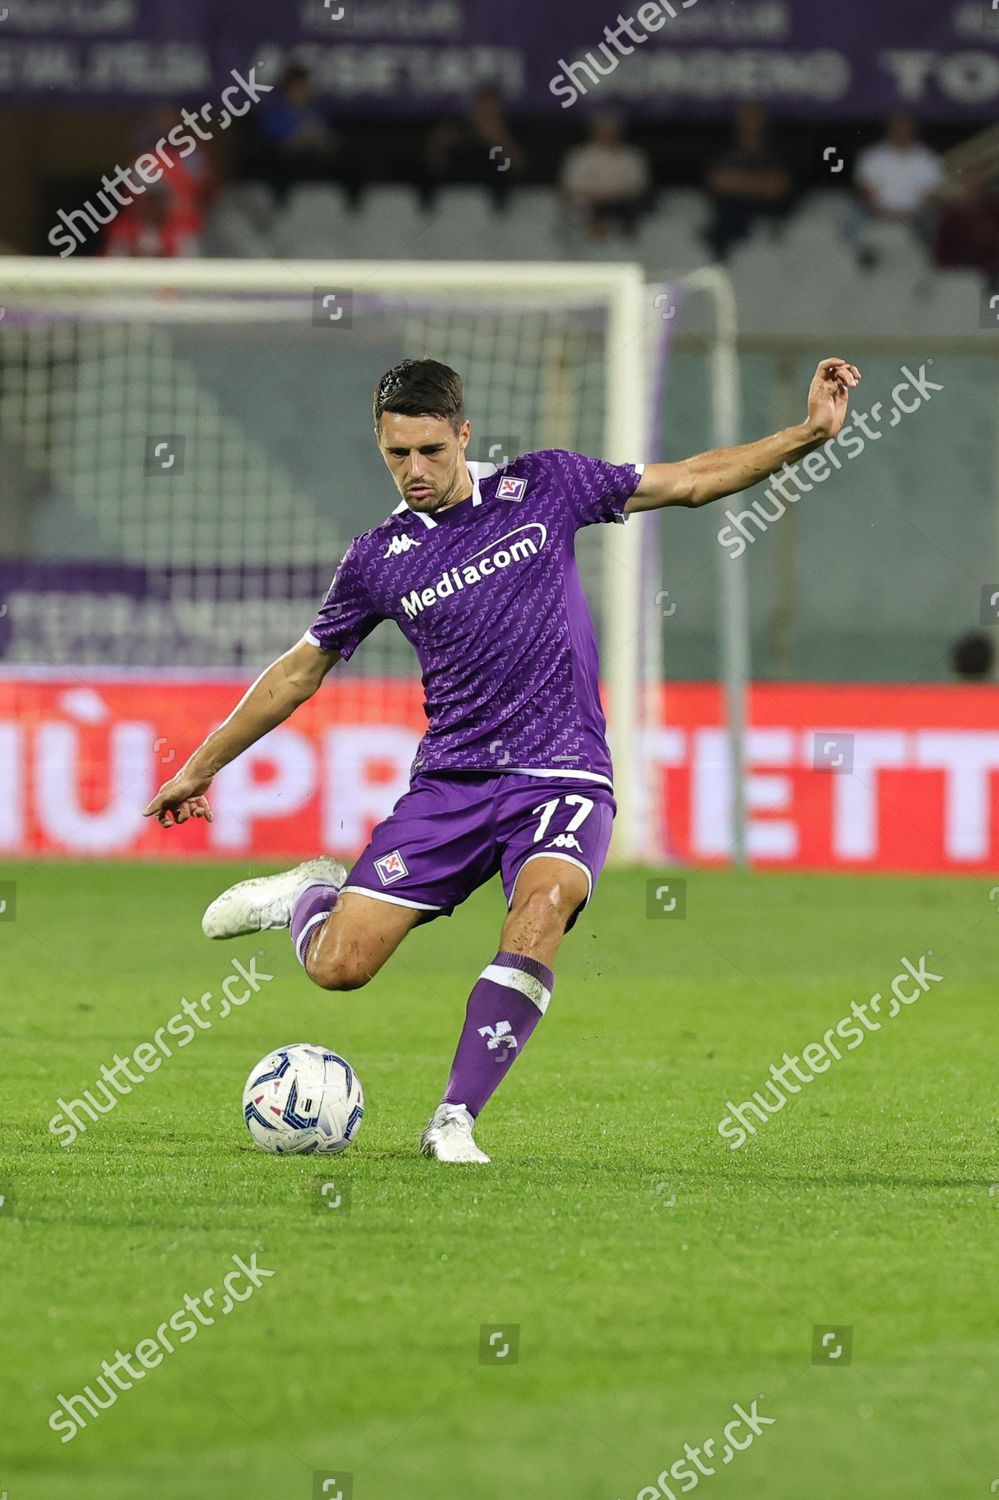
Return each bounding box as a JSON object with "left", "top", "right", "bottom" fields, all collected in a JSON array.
[
  {"left": 202, "top": 858, "right": 347, "bottom": 940},
  {"left": 420, "top": 855, "right": 589, "bottom": 1164},
  {"left": 202, "top": 861, "right": 423, "bottom": 984}
]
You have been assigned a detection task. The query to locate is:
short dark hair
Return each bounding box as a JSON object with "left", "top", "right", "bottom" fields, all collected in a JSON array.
[{"left": 373, "top": 359, "right": 465, "bottom": 433}]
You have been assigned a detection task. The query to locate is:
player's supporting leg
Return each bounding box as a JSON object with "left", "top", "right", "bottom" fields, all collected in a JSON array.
[{"left": 421, "top": 856, "right": 588, "bottom": 1164}]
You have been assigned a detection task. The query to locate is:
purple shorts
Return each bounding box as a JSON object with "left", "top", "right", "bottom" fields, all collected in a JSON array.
[{"left": 344, "top": 772, "right": 616, "bottom": 926}]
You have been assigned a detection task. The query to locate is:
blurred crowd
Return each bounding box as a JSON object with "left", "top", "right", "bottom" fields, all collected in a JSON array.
[{"left": 95, "top": 68, "right": 999, "bottom": 284}]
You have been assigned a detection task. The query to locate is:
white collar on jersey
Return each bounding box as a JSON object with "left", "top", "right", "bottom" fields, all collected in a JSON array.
[{"left": 392, "top": 460, "right": 500, "bottom": 528}]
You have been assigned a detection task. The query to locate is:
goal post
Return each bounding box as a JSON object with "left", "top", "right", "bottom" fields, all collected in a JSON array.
[
  {"left": 602, "top": 262, "right": 649, "bottom": 866},
  {"left": 0, "top": 257, "right": 654, "bottom": 861},
  {"left": 675, "top": 266, "right": 748, "bottom": 869}
]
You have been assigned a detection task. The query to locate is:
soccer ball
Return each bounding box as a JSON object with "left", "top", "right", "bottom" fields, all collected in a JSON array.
[{"left": 242, "top": 1042, "right": 364, "bottom": 1155}]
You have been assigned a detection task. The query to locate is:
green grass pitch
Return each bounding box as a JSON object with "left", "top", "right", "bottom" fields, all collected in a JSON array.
[{"left": 2, "top": 860, "right": 997, "bottom": 1499}]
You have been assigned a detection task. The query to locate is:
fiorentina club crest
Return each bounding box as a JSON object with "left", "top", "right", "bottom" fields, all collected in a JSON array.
[
  {"left": 478, "top": 1020, "right": 518, "bottom": 1061},
  {"left": 375, "top": 849, "right": 409, "bottom": 885},
  {"left": 497, "top": 476, "right": 527, "bottom": 502}
]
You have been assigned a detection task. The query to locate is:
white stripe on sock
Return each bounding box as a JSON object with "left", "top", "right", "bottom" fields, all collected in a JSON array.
[
  {"left": 295, "top": 911, "right": 328, "bottom": 968},
  {"left": 480, "top": 963, "right": 551, "bottom": 1015}
]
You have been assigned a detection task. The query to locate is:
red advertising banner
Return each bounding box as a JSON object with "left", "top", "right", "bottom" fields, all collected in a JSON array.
[
  {"left": 3, "top": 673, "right": 999, "bottom": 872},
  {"left": 649, "top": 682, "right": 999, "bottom": 872}
]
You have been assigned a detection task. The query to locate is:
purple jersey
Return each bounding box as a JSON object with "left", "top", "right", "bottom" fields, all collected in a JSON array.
[{"left": 307, "top": 450, "right": 644, "bottom": 786}]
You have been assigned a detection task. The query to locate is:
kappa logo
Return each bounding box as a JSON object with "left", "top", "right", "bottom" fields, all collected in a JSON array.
[
  {"left": 547, "top": 834, "right": 583, "bottom": 852},
  {"left": 497, "top": 476, "right": 527, "bottom": 502},
  {"left": 384, "top": 534, "right": 422, "bottom": 559},
  {"left": 374, "top": 850, "right": 409, "bottom": 885}
]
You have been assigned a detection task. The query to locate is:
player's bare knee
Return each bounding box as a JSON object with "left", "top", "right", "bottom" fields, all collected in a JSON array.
[
  {"left": 305, "top": 946, "right": 372, "bottom": 993},
  {"left": 510, "top": 881, "right": 581, "bottom": 940},
  {"left": 517, "top": 885, "right": 565, "bottom": 925}
]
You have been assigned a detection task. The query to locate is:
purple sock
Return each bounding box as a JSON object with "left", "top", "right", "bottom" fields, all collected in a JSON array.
[
  {"left": 290, "top": 883, "right": 339, "bottom": 969},
  {"left": 443, "top": 952, "right": 555, "bottom": 1119}
]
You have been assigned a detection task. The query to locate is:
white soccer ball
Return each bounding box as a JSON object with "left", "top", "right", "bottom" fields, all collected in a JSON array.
[{"left": 242, "top": 1042, "right": 364, "bottom": 1155}]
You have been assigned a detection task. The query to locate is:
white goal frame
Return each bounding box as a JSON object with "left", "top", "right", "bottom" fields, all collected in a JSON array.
[{"left": 1, "top": 256, "right": 736, "bottom": 866}]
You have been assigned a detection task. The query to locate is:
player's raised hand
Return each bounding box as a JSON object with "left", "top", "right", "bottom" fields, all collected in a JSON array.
[
  {"left": 143, "top": 767, "right": 214, "bottom": 829},
  {"left": 806, "top": 357, "right": 861, "bottom": 442}
]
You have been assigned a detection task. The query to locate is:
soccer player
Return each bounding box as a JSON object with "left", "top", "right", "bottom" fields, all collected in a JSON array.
[{"left": 144, "top": 356, "right": 860, "bottom": 1163}]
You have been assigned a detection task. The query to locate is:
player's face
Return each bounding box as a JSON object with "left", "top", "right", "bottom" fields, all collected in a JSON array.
[{"left": 377, "top": 413, "right": 471, "bottom": 513}]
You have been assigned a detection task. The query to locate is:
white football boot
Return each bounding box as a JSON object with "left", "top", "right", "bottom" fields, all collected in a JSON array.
[
  {"left": 201, "top": 857, "right": 346, "bottom": 939},
  {"left": 420, "top": 1103, "right": 491, "bottom": 1164}
]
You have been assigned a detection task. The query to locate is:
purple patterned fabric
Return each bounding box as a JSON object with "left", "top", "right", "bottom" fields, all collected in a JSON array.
[{"left": 308, "top": 451, "right": 643, "bottom": 784}]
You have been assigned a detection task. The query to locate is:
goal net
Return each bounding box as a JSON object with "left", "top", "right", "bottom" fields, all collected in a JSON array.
[{"left": 0, "top": 259, "right": 674, "bottom": 863}]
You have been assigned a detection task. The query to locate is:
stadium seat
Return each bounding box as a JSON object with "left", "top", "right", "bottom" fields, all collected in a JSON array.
[
  {"left": 658, "top": 188, "right": 710, "bottom": 233},
  {"left": 427, "top": 188, "right": 505, "bottom": 260},
  {"left": 268, "top": 184, "right": 351, "bottom": 259},
  {"left": 863, "top": 218, "right": 931, "bottom": 276},
  {"left": 219, "top": 182, "right": 986, "bottom": 340},
  {"left": 492, "top": 188, "right": 562, "bottom": 261},
  {"left": 204, "top": 186, "right": 278, "bottom": 258},
  {"left": 351, "top": 186, "right": 424, "bottom": 260},
  {"left": 636, "top": 214, "right": 709, "bottom": 277}
]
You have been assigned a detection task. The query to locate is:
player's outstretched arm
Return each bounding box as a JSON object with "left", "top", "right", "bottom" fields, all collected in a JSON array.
[
  {"left": 625, "top": 357, "right": 861, "bottom": 513},
  {"left": 142, "top": 637, "right": 340, "bottom": 829}
]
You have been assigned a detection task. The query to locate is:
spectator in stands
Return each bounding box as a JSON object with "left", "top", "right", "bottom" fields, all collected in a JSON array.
[
  {"left": 848, "top": 112, "right": 944, "bottom": 268},
  {"left": 255, "top": 63, "right": 342, "bottom": 206},
  {"left": 702, "top": 104, "right": 793, "bottom": 261},
  {"left": 102, "top": 186, "right": 201, "bottom": 258},
  {"left": 935, "top": 165, "right": 999, "bottom": 282},
  {"left": 951, "top": 631, "right": 995, "bottom": 682},
  {"left": 423, "top": 85, "right": 525, "bottom": 209},
  {"left": 559, "top": 111, "right": 652, "bottom": 241},
  {"left": 102, "top": 105, "right": 216, "bottom": 257}
]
